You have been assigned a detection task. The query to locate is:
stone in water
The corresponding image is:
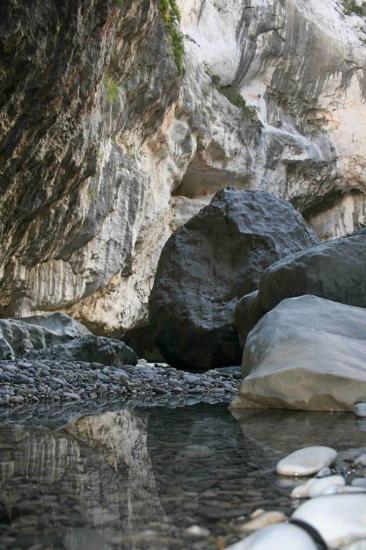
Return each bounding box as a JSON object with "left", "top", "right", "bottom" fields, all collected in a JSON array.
[
  {"left": 276, "top": 446, "right": 337, "bottom": 476},
  {"left": 291, "top": 475, "right": 345, "bottom": 498},
  {"left": 354, "top": 403, "right": 366, "bottom": 418}
]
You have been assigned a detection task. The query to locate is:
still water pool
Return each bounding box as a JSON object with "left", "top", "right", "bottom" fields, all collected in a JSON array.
[{"left": 0, "top": 402, "right": 365, "bottom": 549}]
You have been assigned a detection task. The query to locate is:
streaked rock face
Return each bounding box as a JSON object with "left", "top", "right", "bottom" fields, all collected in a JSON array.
[{"left": 1, "top": 0, "right": 366, "bottom": 335}]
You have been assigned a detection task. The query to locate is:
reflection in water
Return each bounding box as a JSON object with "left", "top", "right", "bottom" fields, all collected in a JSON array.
[
  {"left": 66, "top": 410, "right": 170, "bottom": 549},
  {"left": 0, "top": 404, "right": 365, "bottom": 549}
]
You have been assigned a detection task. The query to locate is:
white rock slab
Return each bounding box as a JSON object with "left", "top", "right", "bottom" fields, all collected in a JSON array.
[
  {"left": 224, "top": 523, "right": 316, "bottom": 550},
  {"left": 354, "top": 403, "right": 366, "bottom": 417},
  {"left": 292, "top": 494, "right": 366, "bottom": 547},
  {"left": 352, "top": 478, "right": 366, "bottom": 488},
  {"left": 291, "top": 475, "right": 345, "bottom": 498},
  {"left": 233, "top": 296, "right": 366, "bottom": 412},
  {"left": 342, "top": 541, "right": 366, "bottom": 550},
  {"left": 276, "top": 446, "right": 337, "bottom": 476},
  {"left": 321, "top": 485, "right": 366, "bottom": 495}
]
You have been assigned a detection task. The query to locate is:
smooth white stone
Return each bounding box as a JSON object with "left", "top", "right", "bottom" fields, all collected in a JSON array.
[
  {"left": 291, "top": 475, "right": 345, "bottom": 498},
  {"left": 355, "top": 454, "right": 366, "bottom": 467},
  {"left": 276, "top": 446, "right": 337, "bottom": 477},
  {"left": 316, "top": 467, "right": 332, "bottom": 478},
  {"left": 225, "top": 523, "right": 316, "bottom": 550},
  {"left": 354, "top": 403, "right": 366, "bottom": 418},
  {"left": 237, "top": 511, "right": 287, "bottom": 533},
  {"left": 291, "top": 482, "right": 310, "bottom": 499},
  {"left": 185, "top": 525, "right": 210, "bottom": 537},
  {"left": 342, "top": 540, "right": 366, "bottom": 550},
  {"left": 292, "top": 494, "right": 366, "bottom": 547},
  {"left": 321, "top": 485, "right": 366, "bottom": 495},
  {"left": 352, "top": 478, "right": 366, "bottom": 488}
]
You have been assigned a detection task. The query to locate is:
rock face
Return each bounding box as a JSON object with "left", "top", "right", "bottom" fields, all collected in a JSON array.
[
  {"left": 232, "top": 295, "right": 366, "bottom": 412},
  {"left": 0, "top": 313, "right": 90, "bottom": 360},
  {"left": 236, "top": 230, "right": 366, "bottom": 345},
  {"left": 1, "top": 0, "right": 366, "bottom": 337},
  {"left": 149, "top": 188, "right": 318, "bottom": 370},
  {"left": 27, "top": 335, "right": 138, "bottom": 367}
]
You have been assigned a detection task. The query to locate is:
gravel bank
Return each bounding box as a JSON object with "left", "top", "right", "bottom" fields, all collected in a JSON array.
[{"left": 0, "top": 359, "right": 240, "bottom": 407}]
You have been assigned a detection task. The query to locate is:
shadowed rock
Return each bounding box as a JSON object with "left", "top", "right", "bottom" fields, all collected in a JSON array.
[
  {"left": 0, "top": 313, "right": 90, "bottom": 359},
  {"left": 236, "top": 229, "right": 366, "bottom": 346},
  {"left": 149, "top": 188, "right": 318, "bottom": 370},
  {"left": 26, "top": 334, "right": 137, "bottom": 366}
]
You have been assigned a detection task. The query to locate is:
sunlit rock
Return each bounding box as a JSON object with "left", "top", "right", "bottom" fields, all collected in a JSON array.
[{"left": 233, "top": 295, "right": 366, "bottom": 412}]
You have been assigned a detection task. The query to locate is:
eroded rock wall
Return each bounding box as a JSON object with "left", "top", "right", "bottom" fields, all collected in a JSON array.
[{"left": 1, "top": 0, "right": 366, "bottom": 335}]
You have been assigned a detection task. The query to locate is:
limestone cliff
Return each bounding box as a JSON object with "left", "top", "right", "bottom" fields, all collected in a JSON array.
[{"left": 1, "top": 0, "right": 366, "bottom": 336}]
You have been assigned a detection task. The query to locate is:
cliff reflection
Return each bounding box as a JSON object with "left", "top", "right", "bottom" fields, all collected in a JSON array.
[{"left": 2, "top": 404, "right": 365, "bottom": 549}]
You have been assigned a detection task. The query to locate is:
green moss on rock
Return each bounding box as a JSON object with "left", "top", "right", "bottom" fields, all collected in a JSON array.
[
  {"left": 160, "top": 0, "right": 185, "bottom": 76},
  {"left": 342, "top": 0, "right": 366, "bottom": 16},
  {"left": 104, "top": 73, "right": 119, "bottom": 103}
]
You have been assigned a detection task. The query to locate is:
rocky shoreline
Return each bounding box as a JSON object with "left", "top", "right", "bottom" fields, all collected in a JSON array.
[{"left": 0, "top": 359, "right": 240, "bottom": 408}]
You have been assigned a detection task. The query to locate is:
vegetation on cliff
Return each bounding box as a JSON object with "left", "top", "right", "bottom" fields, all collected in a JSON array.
[{"left": 160, "top": 0, "right": 184, "bottom": 76}]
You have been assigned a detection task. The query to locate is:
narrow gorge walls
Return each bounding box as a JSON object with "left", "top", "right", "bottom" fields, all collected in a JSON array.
[{"left": 1, "top": 0, "right": 366, "bottom": 337}]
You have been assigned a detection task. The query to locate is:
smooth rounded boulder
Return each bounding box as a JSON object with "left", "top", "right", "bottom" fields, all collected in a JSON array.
[
  {"left": 232, "top": 295, "right": 366, "bottom": 411},
  {"left": 149, "top": 188, "right": 318, "bottom": 370},
  {"left": 276, "top": 446, "right": 337, "bottom": 477},
  {"left": 236, "top": 229, "right": 366, "bottom": 346}
]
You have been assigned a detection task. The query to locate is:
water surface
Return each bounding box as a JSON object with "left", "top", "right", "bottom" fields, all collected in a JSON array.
[{"left": 0, "top": 402, "right": 365, "bottom": 549}]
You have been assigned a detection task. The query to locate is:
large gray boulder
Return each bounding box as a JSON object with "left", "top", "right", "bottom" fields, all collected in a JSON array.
[
  {"left": 232, "top": 295, "right": 366, "bottom": 412},
  {"left": 27, "top": 335, "right": 138, "bottom": 366},
  {"left": 149, "top": 188, "right": 319, "bottom": 370},
  {"left": 0, "top": 313, "right": 91, "bottom": 359},
  {"left": 236, "top": 230, "right": 366, "bottom": 346}
]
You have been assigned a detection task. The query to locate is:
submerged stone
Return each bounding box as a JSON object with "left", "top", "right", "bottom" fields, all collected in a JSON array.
[
  {"left": 291, "top": 475, "right": 345, "bottom": 499},
  {"left": 354, "top": 403, "right": 366, "bottom": 418}
]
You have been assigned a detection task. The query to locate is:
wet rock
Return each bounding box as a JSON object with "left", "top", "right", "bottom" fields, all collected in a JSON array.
[
  {"left": 291, "top": 475, "right": 345, "bottom": 498},
  {"left": 236, "top": 230, "right": 366, "bottom": 343},
  {"left": 354, "top": 403, "right": 366, "bottom": 418},
  {"left": 233, "top": 295, "right": 366, "bottom": 412},
  {"left": 236, "top": 511, "right": 287, "bottom": 533},
  {"left": 149, "top": 188, "right": 318, "bottom": 370},
  {"left": 276, "top": 446, "right": 337, "bottom": 477},
  {"left": 355, "top": 455, "right": 366, "bottom": 467}
]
